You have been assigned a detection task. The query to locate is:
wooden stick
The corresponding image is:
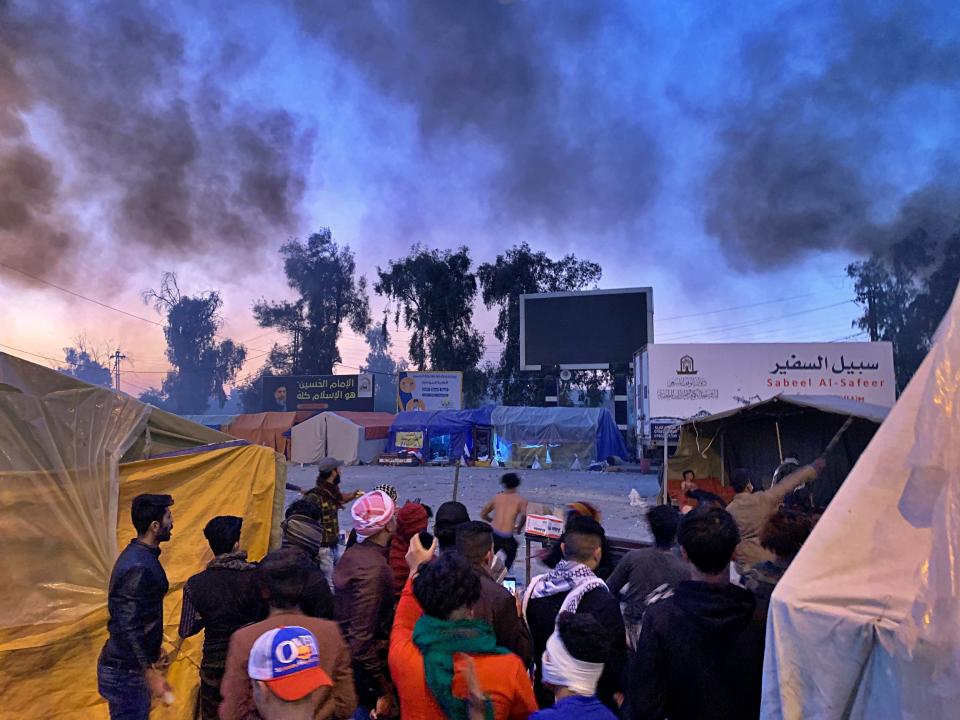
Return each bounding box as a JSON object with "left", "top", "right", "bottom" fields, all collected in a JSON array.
[
  {"left": 775, "top": 420, "right": 784, "bottom": 463},
  {"left": 823, "top": 416, "right": 855, "bottom": 457},
  {"left": 452, "top": 459, "right": 462, "bottom": 501}
]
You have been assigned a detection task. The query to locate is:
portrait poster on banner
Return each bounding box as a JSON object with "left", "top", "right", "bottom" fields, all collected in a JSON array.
[
  {"left": 396, "top": 371, "right": 463, "bottom": 412},
  {"left": 261, "top": 374, "right": 375, "bottom": 412}
]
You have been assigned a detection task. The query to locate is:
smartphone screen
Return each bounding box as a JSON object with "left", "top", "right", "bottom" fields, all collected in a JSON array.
[
  {"left": 418, "top": 530, "right": 434, "bottom": 548},
  {"left": 502, "top": 577, "right": 517, "bottom": 593}
]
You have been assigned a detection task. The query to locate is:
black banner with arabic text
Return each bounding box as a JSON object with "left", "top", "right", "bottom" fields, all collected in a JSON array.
[{"left": 261, "top": 374, "right": 375, "bottom": 412}]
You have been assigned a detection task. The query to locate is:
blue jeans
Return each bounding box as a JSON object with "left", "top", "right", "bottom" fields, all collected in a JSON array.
[{"left": 98, "top": 662, "right": 151, "bottom": 720}]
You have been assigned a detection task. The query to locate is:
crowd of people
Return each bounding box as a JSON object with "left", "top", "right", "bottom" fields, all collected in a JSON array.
[{"left": 97, "top": 457, "right": 825, "bottom": 720}]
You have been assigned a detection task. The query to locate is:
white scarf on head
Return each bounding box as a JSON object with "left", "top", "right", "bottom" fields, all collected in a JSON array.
[{"left": 541, "top": 630, "right": 604, "bottom": 697}]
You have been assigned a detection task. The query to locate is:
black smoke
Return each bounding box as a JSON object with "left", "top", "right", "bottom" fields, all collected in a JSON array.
[
  {"left": 0, "top": 0, "right": 310, "bottom": 280},
  {"left": 292, "top": 0, "right": 660, "bottom": 232},
  {"left": 704, "top": 3, "right": 960, "bottom": 270}
]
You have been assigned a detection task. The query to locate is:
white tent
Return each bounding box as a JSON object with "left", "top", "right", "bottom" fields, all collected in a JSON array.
[
  {"left": 291, "top": 411, "right": 394, "bottom": 466},
  {"left": 762, "top": 285, "right": 960, "bottom": 719}
]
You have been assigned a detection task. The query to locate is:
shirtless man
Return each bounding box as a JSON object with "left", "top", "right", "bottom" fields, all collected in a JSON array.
[{"left": 480, "top": 473, "right": 528, "bottom": 571}]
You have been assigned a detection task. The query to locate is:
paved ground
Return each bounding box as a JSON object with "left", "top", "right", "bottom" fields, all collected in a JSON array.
[{"left": 285, "top": 464, "right": 660, "bottom": 582}]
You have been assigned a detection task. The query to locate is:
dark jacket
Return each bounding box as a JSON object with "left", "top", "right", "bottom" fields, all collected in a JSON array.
[
  {"left": 471, "top": 567, "right": 534, "bottom": 668},
  {"left": 291, "top": 547, "right": 335, "bottom": 619},
  {"left": 741, "top": 557, "right": 791, "bottom": 602},
  {"left": 626, "top": 580, "right": 767, "bottom": 720},
  {"left": 606, "top": 546, "right": 690, "bottom": 623},
  {"left": 178, "top": 552, "right": 267, "bottom": 678},
  {"left": 526, "top": 586, "right": 626, "bottom": 711},
  {"left": 333, "top": 539, "right": 395, "bottom": 706},
  {"left": 100, "top": 539, "right": 169, "bottom": 670},
  {"left": 303, "top": 483, "right": 345, "bottom": 546}
]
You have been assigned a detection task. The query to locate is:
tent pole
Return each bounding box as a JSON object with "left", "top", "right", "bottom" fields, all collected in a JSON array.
[
  {"left": 452, "top": 459, "right": 461, "bottom": 501},
  {"left": 775, "top": 421, "right": 783, "bottom": 463},
  {"left": 720, "top": 431, "right": 725, "bottom": 487},
  {"left": 661, "top": 431, "right": 670, "bottom": 505}
]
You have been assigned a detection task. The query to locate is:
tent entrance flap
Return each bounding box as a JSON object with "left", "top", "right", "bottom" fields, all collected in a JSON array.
[{"left": 667, "top": 395, "right": 887, "bottom": 508}]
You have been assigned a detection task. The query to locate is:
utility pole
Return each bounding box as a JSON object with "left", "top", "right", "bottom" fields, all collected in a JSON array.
[
  {"left": 867, "top": 286, "right": 879, "bottom": 341},
  {"left": 112, "top": 349, "right": 126, "bottom": 392}
]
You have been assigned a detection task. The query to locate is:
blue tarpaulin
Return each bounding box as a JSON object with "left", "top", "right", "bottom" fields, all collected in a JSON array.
[
  {"left": 491, "top": 406, "right": 628, "bottom": 467},
  {"left": 385, "top": 406, "right": 494, "bottom": 460},
  {"left": 385, "top": 405, "right": 628, "bottom": 467}
]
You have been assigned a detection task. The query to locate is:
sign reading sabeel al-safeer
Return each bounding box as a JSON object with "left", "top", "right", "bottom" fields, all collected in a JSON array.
[{"left": 638, "top": 342, "right": 896, "bottom": 442}]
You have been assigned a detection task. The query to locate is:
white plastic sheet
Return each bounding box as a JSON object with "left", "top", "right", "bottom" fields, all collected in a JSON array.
[{"left": 762, "top": 282, "right": 960, "bottom": 719}]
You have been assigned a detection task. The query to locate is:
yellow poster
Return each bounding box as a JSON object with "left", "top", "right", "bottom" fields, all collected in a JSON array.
[{"left": 394, "top": 431, "right": 424, "bottom": 449}]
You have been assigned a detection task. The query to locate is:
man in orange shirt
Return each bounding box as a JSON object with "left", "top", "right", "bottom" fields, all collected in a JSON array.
[{"left": 389, "top": 537, "right": 537, "bottom": 720}]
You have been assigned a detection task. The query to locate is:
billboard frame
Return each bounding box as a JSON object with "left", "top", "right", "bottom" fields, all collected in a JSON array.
[{"left": 519, "top": 287, "right": 654, "bottom": 371}]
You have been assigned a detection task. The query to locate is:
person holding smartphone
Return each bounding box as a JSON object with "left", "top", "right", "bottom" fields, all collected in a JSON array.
[{"left": 456, "top": 521, "right": 534, "bottom": 668}]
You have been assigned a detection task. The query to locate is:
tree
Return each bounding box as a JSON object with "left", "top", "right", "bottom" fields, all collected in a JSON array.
[
  {"left": 847, "top": 229, "right": 960, "bottom": 392},
  {"left": 478, "top": 243, "right": 602, "bottom": 404},
  {"left": 58, "top": 336, "right": 112, "bottom": 387},
  {"left": 142, "top": 272, "right": 247, "bottom": 414},
  {"left": 253, "top": 229, "right": 371, "bottom": 376},
  {"left": 360, "top": 320, "right": 407, "bottom": 412},
  {"left": 234, "top": 368, "right": 270, "bottom": 413},
  {"left": 375, "top": 245, "right": 485, "bottom": 403}
]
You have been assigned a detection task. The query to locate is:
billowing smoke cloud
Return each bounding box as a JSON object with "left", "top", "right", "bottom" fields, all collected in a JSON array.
[
  {"left": 293, "top": 1, "right": 659, "bottom": 231},
  {"left": 705, "top": 4, "right": 960, "bottom": 270},
  {"left": 0, "top": 0, "right": 310, "bottom": 280}
]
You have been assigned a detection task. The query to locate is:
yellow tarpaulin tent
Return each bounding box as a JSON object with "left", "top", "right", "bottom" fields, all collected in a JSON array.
[{"left": 0, "top": 354, "right": 286, "bottom": 719}]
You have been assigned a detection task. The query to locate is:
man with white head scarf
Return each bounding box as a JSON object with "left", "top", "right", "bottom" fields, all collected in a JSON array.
[
  {"left": 333, "top": 490, "right": 398, "bottom": 719},
  {"left": 530, "top": 612, "right": 619, "bottom": 719}
]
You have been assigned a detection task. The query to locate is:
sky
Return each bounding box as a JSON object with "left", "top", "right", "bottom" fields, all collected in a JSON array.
[{"left": 2, "top": 0, "right": 958, "bottom": 397}]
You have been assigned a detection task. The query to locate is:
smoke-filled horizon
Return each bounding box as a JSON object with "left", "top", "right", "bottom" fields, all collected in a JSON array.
[{"left": 1, "top": 0, "right": 956, "bottom": 388}]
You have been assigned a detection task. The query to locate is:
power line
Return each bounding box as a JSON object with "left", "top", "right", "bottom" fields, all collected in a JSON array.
[
  {"left": 0, "top": 342, "right": 60, "bottom": 364},
  {"left": 0, "top": 260, "right": 279, "bottom": 353},
  {"left": 0, "top": 260, "right": 164, "bottom": 327},
  {"left": 657, "top": 300, "right": 856, "bottom": 341},
  {"left": 704, "top": 316, "right": 864, "bottom": 343},
  {"left": 657, "top": 292, "right": 825, "bottom": 322},
  {"left": 830, "top": 331, "right": 869, "bottom": 342}
]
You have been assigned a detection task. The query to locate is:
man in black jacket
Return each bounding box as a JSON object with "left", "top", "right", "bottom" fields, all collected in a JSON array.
[
  {"left": 626, "top": 506, "right": 768, "bottom": 720},
  {"left": 523, "top": 516, "right": 626, "bottom": 712},
  {"left": 606, "top": 505, "right": 690, "bottom": 648},
  {"left": 98, "top": 493, "right": 175, "bottom": 720},
  {"left": 280, "top": 500, "right": 336, "bottom": 619},
  {"left": 455, "top": 520, "right": 534, "bottom": 667},
  {"left": 178, "top": 516, "right": 267, "bottom": 720}
]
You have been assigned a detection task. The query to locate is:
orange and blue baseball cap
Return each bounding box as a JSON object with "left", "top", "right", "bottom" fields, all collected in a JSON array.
[{"left": 247, "top": 626, "right": 332, "bottom": 701}]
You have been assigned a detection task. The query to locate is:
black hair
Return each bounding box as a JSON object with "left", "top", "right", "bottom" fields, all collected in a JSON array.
[
  {"left": 501, "top": 472, "right": 521, "bottom": 489},
  {"left": 434, "top": 501, "right": 470, "bottom": 550},
  {"left": 647, "top": 505, "right": 680, "bottom": 548},
  {"left": 556, "top": 611, "right": 612, "bottom": 664},
  {"left": 562, "top": 515, "right": 605, "bottom": 563},
  {"left": 682, "top": 469, "right": 695, "bottom": 480},
  {"left": 677, "top": 507, "right": 740, "bottom": 574},
  {"left": 760, "top": 509, "right": 816, "bottom": 559},
  {"left": 413, "top": 551, "right": 482, "bottom": 619},
  {"left": 285, "top": 499, "right": 322, "bottom": 521},
  {"left": 730, "top": 468, "right": 752, "bottom": 493},
  {"left": 203, "top": 516, "right": 242, "bottom": 556},
  {"left": 131, "top": 494, "right": 172, "bottom": 536},
  {"left": 258, "top": 548, "right": 307, "bottom": 610},
  {"left": 317, "top": 468, "right": 337, "bottom": 483},
  {"left": 455, "top": 521, "right": 494, "bottom": 566}
]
